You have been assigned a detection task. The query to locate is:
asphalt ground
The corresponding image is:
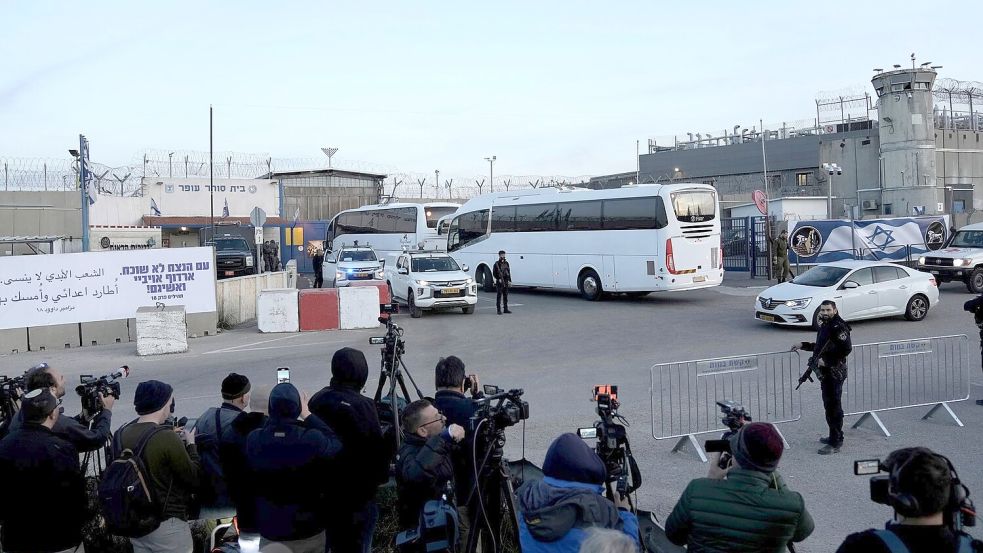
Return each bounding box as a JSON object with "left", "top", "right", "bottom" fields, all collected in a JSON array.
[{"left": 2, "top": 274, "right": 982, "bottom": 552}]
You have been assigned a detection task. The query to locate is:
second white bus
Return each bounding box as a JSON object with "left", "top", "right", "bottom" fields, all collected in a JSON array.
[
  {"left": 325, "top": 202, "right": 460, "bottom": 256},
  {"left": 445, "top": 183, "right": 722, "bottom": 300}
]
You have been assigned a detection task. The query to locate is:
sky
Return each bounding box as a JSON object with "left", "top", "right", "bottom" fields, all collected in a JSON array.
[{"left": 2, "top": 0, "right": 980, "bottom": 179}]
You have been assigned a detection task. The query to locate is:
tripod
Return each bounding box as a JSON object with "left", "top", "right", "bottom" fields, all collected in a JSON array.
[
  {"left": 371, "top": 316, "right": 424, "bottom": 453},
  {"left": 465, "top": 425, "right": 521, "bottom": 553}
]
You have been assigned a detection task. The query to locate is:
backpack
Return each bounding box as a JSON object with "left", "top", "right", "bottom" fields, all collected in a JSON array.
[
  {"left": 195, "top": 408, "right": 229, "bottom": 507},
  {"left": 98, "top": 424, "right": 167, "bottom": 538}
]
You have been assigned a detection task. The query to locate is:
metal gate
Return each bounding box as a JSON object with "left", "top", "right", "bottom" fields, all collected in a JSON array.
[{"left": 722, "top": 216, "right": 769, "bottom": 276}]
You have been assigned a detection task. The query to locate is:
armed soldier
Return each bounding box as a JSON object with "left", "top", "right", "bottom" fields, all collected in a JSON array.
[
  {"left": 792, "top": 300, "right": 852, "bottom": 455},
  {"left": 772, "top": 229, "right": 793, "bottom": 283},
  {"left": 964, "top": 294, "right": 983, "bottom": 405}
]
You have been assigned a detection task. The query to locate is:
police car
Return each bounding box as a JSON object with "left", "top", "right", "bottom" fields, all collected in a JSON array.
[{"left": 326, "top": 244, "right": 384, "bottom": 287}]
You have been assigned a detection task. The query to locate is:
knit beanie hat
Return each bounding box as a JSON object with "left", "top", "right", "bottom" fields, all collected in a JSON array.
[
  {"left": 134, "top": 380, "right": 174, "bottom": 415},
  {"left": 542, "top": 432, "right": 607, "bottom": 485},
  {"left": 20, "top": 388, "right": 59, "bottom": 422},
  {"left": 221, "top": 373, "right": 251, "bottom": 400},
  {"left": 730, "top": 422, "right": 784, "bottom": 473}
]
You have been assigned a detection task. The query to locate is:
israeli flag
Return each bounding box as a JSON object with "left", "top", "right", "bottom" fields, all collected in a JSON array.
[
  {"left": 222, "top": 198, "right": 230, "bottom": 218},
  {"left": 150, "top": 197, "right": 161, "bottom": 216}
]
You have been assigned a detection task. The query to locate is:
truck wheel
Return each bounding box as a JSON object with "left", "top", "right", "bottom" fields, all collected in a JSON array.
[
  {"left": 905, "top": 294, "right": 930, "bottom": 321},
  {"left": 968, "top": 267, "right": 983, "bottom": 293},
  {"left": 408, "top": 290, "right": 422, "bottom": 318},
  {"left": 478, "top": 266, "right": 495, "bottom": 293},
  {"left": 387, "top": 281, "right": 394, "bottom": 301},
  {"left": 578, "top": 269, "right": 603, "bottom": 301},
  {"left": 462, "top": 305, "right": 475, "bottom": 314}
]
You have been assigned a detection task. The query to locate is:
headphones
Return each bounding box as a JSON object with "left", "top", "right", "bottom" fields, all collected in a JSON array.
[{"left": 887, "top": 448, "right": 973, "bottom": 528}]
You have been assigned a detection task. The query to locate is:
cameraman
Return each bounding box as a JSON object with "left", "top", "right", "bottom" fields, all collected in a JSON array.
[
  {"left": 963, "top": 295, "right": 983, "bottom": 405},
  {"left": 836, "top": 447, "right": 983, "bottom": 553},
  {"left": 432, "top": 356, "right": 484, "bottom": 546},
  {"left": 7, "top": 362, "right": 113, "bottom": 452},
  {"left": 395, "top": 399, "right": 466, "bottom": 531},
  {"left": 517, "top": 433, "right": 638, "bottom": 552},
  {"left": 665, "top": 422, "right": 813, "bottom": 552}
]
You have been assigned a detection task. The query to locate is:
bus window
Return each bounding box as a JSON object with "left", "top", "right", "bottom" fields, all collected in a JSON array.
[
  {"left": 515, "top": 203, "right": 557, "bottom": 232},
  {"left": 603, "top": 198, "right": 657, "bottom": 230},
  {"left": 670, "top": 190, "right": 717, "bottom": 222},
  {"left": 492, "top": 206, "right": 517, "bottom": 233},
  {"left": 448, "top": 210, "right": 489, "bottom": 251},
  {"left": 425, "top": 206, "right": 458, "bottom": 228},
  {"left": 558, "top": 200, "right": 602, "bottom": 231}
]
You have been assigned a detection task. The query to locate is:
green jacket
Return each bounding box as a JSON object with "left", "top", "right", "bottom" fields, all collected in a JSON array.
[
  {"left": 773, "top": 236, "right": 789, "bottom": 259},
  {"left": 665, "top": 469, "right": 814, "bottom": 553}
]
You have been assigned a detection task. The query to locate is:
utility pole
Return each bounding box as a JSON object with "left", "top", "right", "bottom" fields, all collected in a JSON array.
[
  {"left": 485, "top": 156, "right": 496, "bottom": 193},
  {"left": 435, "top": 169, "right": 440, "bottom": 199},
  {"left": 209, "top": 106, "right": 215, "bottom": 244}
]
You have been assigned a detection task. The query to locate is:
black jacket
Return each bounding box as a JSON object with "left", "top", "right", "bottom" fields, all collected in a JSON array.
[
  {"left": 836, "top": 524, "right": 983, "bottom": 553},
  {"left": 493, "top": 259, "right": 511, "bottom": 284},
  {"left": 313, "top": 253, "right": 324, "bottom": 273},
  {"left": 246, "top": 385, "right": 342, "bottom": 542},
  {"left": 219, "top": 411, "right": 268, "bottom": 534},
  {"left": 309, "top": 382, "right": 389, "bottom": 507},
  {"left": 964, "top": 295, "right": 983, "bottom": 327},
  {"left": 801, "top": 315, "right": 852, "bottom": 380},
  {"left": 8, "top": 405, "right": 111, "bottom": 453},
  {"left": 395, "top": 432, "right": 457, "bottom": 528},
  {"left": 433, "top": 389, "right": 481, "bottom": 505},
  {"left": 0, "top": 423, "right": 87, "bottom": 552}
]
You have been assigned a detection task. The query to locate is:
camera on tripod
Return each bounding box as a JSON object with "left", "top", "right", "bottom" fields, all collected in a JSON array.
[
  {"left": 472, "top": 386, "right": 529, "bottom": 430},
  {"left": 577, "top": 385, "right": 641, "bottom": 499},
  {"left": 0, "top": 373, "right": 28, "bottom": 435},
  {"left": 703, "top": 400, "right": 752, "bottom": 469},
  {"left": 75, "top": 366, "right": 129, "bottom": 420}
]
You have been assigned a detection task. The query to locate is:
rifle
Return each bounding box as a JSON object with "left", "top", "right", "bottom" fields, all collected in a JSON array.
[{"left": 796, "top": 337, "right": 833, "bottom": 390}]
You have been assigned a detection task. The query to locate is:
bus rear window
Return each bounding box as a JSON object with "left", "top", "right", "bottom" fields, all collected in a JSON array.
[{"left": 671, "top": 190, "right": 716, "bottom": 223}]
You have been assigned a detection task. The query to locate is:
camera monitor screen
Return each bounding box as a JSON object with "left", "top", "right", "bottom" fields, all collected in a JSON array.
[{"left": 276, "top": 367, "right": 290, "bottom": 384}]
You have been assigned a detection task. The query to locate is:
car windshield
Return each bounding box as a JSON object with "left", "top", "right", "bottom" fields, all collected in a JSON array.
[
  {"left": 339, "top": 250, "right": 377, "bottom": 262},
  {"left": 215, "top": 239, "right": 249, "bottom": 251},
  {"left": 792, "top": 265, "right": 851, "bottom": 287},
  {"left": 412, "top": 256, "right": 460, "bottom": 272},
  {"left": 950, "top": 230, "right": 983, "bottom": 248}
]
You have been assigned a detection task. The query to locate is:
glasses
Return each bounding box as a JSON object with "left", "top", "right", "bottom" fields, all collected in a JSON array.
[{"left": 420, "top": 414, "right": 446, "bottom": 428}]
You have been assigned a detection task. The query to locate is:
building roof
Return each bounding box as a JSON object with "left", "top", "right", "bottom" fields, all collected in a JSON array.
[
  {"left": 264, "top": 168, "right": 388, "bottom": 180},
  {"left": 0, "top": 235, "right": 69, "bottom": 243},
  {"left": 142, "top": 216, "right": 288, "bottom": 227}
]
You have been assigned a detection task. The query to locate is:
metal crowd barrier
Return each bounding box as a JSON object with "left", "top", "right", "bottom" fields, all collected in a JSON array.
[
  {"left": 650, "top": 350, "right": 802, "bottom": 462},
  {"left": 845, "top": 334, "right": 970, "bottom": 436}
]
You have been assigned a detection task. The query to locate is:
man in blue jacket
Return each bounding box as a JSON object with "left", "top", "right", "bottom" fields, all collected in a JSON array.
[
  {"left": 246, "top": 383, "right": 342, "bottom": 552},
  {"left": 517, "top": 432, "right": 639, "bottom": 552}
]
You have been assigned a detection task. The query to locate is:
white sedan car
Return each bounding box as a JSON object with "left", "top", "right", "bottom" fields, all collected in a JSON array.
[{"left": 754, "top": 260, "right": 939, "bottom": 328}]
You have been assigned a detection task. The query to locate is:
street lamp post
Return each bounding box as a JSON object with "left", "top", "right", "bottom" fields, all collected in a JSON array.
[
  {"left": 485, "top": 156, "right": 496, "bottom": 193},
  {"left": 435, "top": 169, "right": 440, "bottom": 199},
  {"left": 822, "top": 162, "right": 843, "bottom": 219}
]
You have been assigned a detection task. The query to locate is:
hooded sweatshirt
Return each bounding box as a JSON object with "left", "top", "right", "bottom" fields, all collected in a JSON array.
[
  {"left": 309, "top": 349, "right": 389, "bottom": 507},
  {"left": 246, "top": 384, "right": 342, "bottom": 542},
  {"left": 220, "top": 411, "right": 268, "bottom": 533}
]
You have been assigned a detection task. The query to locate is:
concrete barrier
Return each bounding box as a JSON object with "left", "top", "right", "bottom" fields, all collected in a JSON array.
[
  {"left": 0, "top": 328, "right": 28, "bottom": 354},
  {"left": 81, "top": 320, "right": 129, "bottom": 347},
  {"left": 28, "top": 323, "right": 81, "bottom": 351},
  {"left": 350, "top": 281, "right": 391, "bottom": 305},
  {"left": 136, "top": 306, "right": 188, "bottom": 356},
  {"left": 257, "top": 289, "right": 300, "bottom": 333},
  {"left": 127, "top": 318, "right": 137, "bottom": 342},
  {"left": 339, "top": 286, "right": 381, "bottom": 330},
  {"left": 186, "top": 311, "right": 218, "bottom": 338},
  {"left": 299, "top": 289, "right": 340, "bottom": 332},
  {"left": 216, "top": 271, "right": 288, "bottom": 326}
]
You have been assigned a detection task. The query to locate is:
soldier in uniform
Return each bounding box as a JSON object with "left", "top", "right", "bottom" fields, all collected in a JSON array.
[
  {"left": 772, "top": 229, "right": 793, "bottom": 283},
  {"left": 963, "top": 295, "right": 983, "bottom": 405},
  {"left": 793, "top": 300, "right": 852, "bottom": 455},
  {"left": 493, "top": 250, "right": 512, "bottom": 315}
]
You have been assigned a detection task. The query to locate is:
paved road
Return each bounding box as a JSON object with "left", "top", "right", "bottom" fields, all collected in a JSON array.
[{"left": 2, "top": 277, "right": 981, "bottom": 551}]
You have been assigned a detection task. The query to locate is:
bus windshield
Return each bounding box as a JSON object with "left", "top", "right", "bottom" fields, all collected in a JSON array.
[
  {"left": 670, "top": 190, "right": 716, "bottom": 222},
  {"left": 950, "top": 231, "right": 983, "bottom": 248},
  {"left": 425, "top": 206, "right": 458, "bottom": 228},
  {"left": 792, "top": 265, "right": 851, "bottom": 287},
  {"left": 412, "top": 256, "right": 460, "bottom": 272}
]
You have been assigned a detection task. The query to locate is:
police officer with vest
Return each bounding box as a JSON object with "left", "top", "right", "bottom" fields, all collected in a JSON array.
[
  {"left": 493, "top": 250, "right": 512, "bottom": 315},
  {"left": 793, "top": 299, "right": 852, "bottom": 455},
  {"left": 963, "top": 294, "right": 983, "bottom": 406}
]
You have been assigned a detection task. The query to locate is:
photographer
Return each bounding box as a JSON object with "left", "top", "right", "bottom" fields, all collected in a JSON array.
[
  {"left": 792, "top": 299, "right": 852, "bottom": 455},
  {"left": 432, "top": 356, "right": 484, "bottom": 546},
  {"left": 194, "top": 372, "right": 252, "bottom": 518},
  {"left": 517, "top": 433, "right": 638, "bottom": 552},
  {"left": 7, "top": 362, "right": 113, "bottom": 452},
  {"left": 963, "top": 295, "right": 983, "bottom": 405},
  {"left": 0, "top": 388, "right": 87, "bottom": 553},
  {"left": 395, "top": 399, "right": 466, "bottom": 531},
  {"left": 665, "top": 422, "right": 813, "bottom": 552},
  {"left": 309, "top": 347, "right": 389, "bottom": 553},
  {"left": 836, "top": 447, "right": 982, "bottom": 553}
]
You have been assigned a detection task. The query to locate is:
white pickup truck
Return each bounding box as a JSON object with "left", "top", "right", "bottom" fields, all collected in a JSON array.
[
  {"left": 385, "top": 250, "right": 477, "bottom": 317},
  {"left": 917, "top": 222, "right": 983, "bottom": 293}
]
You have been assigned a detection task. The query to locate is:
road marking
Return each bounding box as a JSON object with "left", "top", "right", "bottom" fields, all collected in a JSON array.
[{"left": 199, "top": 333, "right": 304, "bottom": 355}]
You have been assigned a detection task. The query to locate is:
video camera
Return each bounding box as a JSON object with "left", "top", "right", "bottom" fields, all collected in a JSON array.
[
  {"left": 75, "top": 367, "right": 129, "bottom": 421},
  {"left": 369, "top": 302, "right": 404, "bottom": 355},
  {"left": 0, "top": 373, "right": 28, "bottom": 435},
  {"left": 472, "top": 386, "right": 529, "bottom": 431},
  {"left": 578, "top": 385, "right": 641, "bottom": 499},
  {"left": 855, "top": 457, "right": 977, "bottom": 531},
  {"left": 703, "top": 400, "right": 752, "bottom": 469}
]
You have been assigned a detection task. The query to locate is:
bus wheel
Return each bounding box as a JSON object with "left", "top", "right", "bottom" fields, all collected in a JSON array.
[
  {"left": 409, "top": 290, "right": 423, "bottom": 318},
  {"left": 579, "top": 270, "right": 603, "bottom": 301},
  {"left": 479, "top": 266, "right": 495, "bottom": 293}
]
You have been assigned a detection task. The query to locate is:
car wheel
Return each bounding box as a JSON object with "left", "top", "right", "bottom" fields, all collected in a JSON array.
[
  {"left": 408, "top": 290, "right": 422, "bottom": 318},
  {"left": 462, "top": 305, "right": 475, "bottom": 314},
  {"left": 578, "top": 269, "right": 603, "bottom": 301},
  {"left": 905, "top": 294, "right": 930, "bottom": 321},
  {"left": 968, "top": 267, "right": 983, "bottom": 293},
  {"left": 478, "top": 266, "right": 495, "bottom": 293}
]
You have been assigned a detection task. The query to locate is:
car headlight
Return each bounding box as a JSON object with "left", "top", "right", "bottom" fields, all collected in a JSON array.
[
  {"left": 918, "top": 256, "right": 927, "bottom": 265},
  {"left": 336, "top": 271, "right": 345, "bottom": 280},
  {"left": 784, "top": 298, "right": 812, "bottom": 310},
  {"left": 953, "top": 259, "right": 965, "bottom": 267},
  {"left": 245, "top": 255, "right": 254, "bottom": 267},
  {"left": 416, "top": 280, "right": 429, "bottom": 286},
  {"left": 375, "top": 269, "right": 384, "bottom": 278}
]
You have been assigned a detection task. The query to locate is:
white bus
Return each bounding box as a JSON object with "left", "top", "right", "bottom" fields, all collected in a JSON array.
[
  {"left": 325, "top": 202, "right": 460, "bottom": 256},
  {"left": 445, "top": 183, "right": 722, "bottom": 300}
]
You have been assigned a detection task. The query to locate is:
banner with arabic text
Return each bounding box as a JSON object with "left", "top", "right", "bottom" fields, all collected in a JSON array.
[{"left": 0, "top": 247, "right": 216, "bottom": 330}]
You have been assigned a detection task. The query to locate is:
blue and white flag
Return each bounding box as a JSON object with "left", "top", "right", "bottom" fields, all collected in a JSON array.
[
  {"left": 150, "top": 197, "right": 161, "bottom": 216},
  {"left": 787, "top": 216, "right": 950, "bottom": 264},
  {"left": 222, "top": 198, "right": 230, "bottom": 218}
]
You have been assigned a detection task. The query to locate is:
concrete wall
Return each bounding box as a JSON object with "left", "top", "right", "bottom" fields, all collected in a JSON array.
[
  {"left": 144, "top": 178, "right": 281, "bottom": 219},
  {"left": 0, "top": 191, "right": 82, "bottom": 241},
  {"left": 216, "top": 271, "right": 288, "bottom": 326},
  {"left": 937, "top": 129, "right": 983, "bottom": 213},
  {"left": 89, "top": 195, "right": 146, "bottom": 226}
]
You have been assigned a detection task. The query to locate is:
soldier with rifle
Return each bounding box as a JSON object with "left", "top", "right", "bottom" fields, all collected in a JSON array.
[{"left": 792, "top": 300, "right": 852, "bottom": 455}]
